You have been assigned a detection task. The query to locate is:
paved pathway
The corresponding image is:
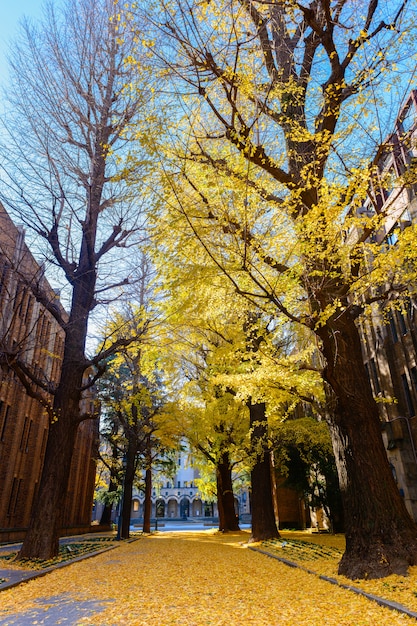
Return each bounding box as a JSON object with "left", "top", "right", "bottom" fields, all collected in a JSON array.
[{"left": 0, "top": 531, "right": 415, "bottom": 625}]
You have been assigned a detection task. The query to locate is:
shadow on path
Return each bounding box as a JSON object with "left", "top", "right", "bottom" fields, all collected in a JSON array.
[{"left": 0, "top": 592, "right": 114, "bottom": 625}]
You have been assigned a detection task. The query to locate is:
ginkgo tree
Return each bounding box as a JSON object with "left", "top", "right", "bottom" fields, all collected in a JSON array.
[
  {"left": 152, "top": 277, "right": 251, "bottom": 533},
  {"left": 151, "top": 236, "right": 324, "bottom": 539},
  {"left": 141, "top": 0, "right": 417, "bottom": 578},
  {"left": 98, "top": 346, "right": 169, "bottom": 538}
]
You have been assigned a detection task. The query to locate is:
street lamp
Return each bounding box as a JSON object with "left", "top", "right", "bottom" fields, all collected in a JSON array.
[{"left": 155, "top": 480, "right": 161, "bottom": 531}]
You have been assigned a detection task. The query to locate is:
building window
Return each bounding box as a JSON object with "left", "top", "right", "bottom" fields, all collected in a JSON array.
[
  {"left": 401, "top": 373, "right": 415, "bottom": 416},
  {"left": 7, "top": 477, "right": 22, "bottom": 516},
  {"left": 388, "top": 312, "right": 399, "bottom": 343},
  {"left": 0, "top": 261, "right": 10, "bottom": 295},
  {"left": 0, "top": 404, "right": 10, "bottom": 442},
  {"left": 370, "top": 358, "right": 381, "bottom": 395},
  {"left": 400, "top": 104, "right": 416, "bottom": 134},
  {"left": 20, "top": 417, "right": 29, "bottom": 452},
  {"left": 24, "top": 420, "right": 33, "bottom": 453},
  {"left": 411, "top": 367, "right": 417, "bottom": 392},
  {"left": 386, "top": 230, "right": 398, "bottom": 246},
  {"left": 177, "top": 481, "right": 181, "bottom": 488},
  {"left": 133, "top": 500, "right": 139, "bottom": 512},
  {"left": 397, "top": 308, "right": 408, "bottom": 335}
]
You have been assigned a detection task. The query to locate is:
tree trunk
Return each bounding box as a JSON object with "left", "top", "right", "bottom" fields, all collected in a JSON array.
[
  {"left": 216, "top": 452, "right": 240, "bottom": 532},
  {"left": 18, "top": 419, "right": 79, "bottom": 559},
  {"left": 18, "top": 273, "right": 95, "bottom": 560},
  {"left": 100, "top": 448, "right": 119, "bottom": 526},
  {"left": 18, "top": 352, "right": 85, "bottom": 560},
  {"left": 100, "top": 441, "right": 119, "bottom": 526},
  {"left": 121, "top": 437, "right": 137, "bottom": 539},
  {"left": 142, "top": 467, "right": 152, "bottom": 533},
  {"left": 317, "top": 310, "right": 417, "bottom": 578},
  {"left": 270, "top": 452, "right": 280, "bottom": 528},
  {"left": 100, "top": 480, "right": 116, "bottom": 526},
  {"left": 249, "top": 401, "right": 280, "bottom": 542}
]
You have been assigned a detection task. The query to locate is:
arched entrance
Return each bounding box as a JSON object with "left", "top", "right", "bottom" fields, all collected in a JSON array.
[
  {"left": 167, "top": 498, "right": 178, "bottom": 518},
  {"left": 156, "top": 498, "right": 165, "bottom": 518},
  {"left": 204, "top": 502, "right": 214, "bottom": 517},
  {"left": 192, "top": 499, "right": 203, "bottom": 517},
  {"left": 180, "top": 497, "right": 190, "bottom": 518}
]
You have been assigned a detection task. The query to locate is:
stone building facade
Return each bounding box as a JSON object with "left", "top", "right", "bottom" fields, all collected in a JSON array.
[
  {"left": 129, "top": 448, "right": 221, "bottom": 524},
  {"left": 0, "top": 203, "right": 98, "bottom": 541}
]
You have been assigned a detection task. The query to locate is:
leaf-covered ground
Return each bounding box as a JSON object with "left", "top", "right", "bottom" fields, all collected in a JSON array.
[
  {"left": 260, "top": 531, "right": 417, "bottom": 617},
  {"left": 0, "top": 530, "right": 416, "bottom": 625}
]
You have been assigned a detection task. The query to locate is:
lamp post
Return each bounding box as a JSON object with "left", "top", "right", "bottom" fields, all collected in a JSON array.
[{"left": 155, "top": 480, "right": 161, "bottom": 531}]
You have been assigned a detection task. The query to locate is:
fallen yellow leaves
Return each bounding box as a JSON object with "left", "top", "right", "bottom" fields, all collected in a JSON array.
[
  {"left": 0, "top": 530, "right": 415, "bottom": 625},
  {"left": 259, "top": 531, "right": 417, "bottom": 616}
]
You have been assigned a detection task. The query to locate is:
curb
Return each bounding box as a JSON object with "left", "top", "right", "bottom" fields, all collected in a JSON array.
[{"left": 249, "top": 546, "right": 417, "bottom": 621}]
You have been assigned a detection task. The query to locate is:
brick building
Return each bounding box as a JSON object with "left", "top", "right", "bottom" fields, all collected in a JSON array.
[{"left": 0, "top": 203, "right": 98, "bottom": 541}]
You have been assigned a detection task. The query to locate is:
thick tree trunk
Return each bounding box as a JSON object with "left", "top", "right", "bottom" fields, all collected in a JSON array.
[
  {"left": 216, "top": 452, "right": 240, "bottom": 532},
  {"left": 318, "top": 310, "right": 417, "bottom": 578},
  {"left": 18, "top": 417, "right": 79, "bottom": 559},
  {"left": 249, "top": 401, "right": 280, "bottom": 542},
  {"left": 142, "top": 467, "right": 152, "bottom": 533},
  {"left": 18, "top": 272, "right": 95, "bottom": 560},
  {"left": 18, "top": 353, "right": 85, "bottom": 560}
]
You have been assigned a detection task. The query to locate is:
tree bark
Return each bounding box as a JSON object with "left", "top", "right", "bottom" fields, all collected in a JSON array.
[
  {"left": 120, "top": 435, "right": 138, "bottom": 539},
  {"left": 270, "top": 452, "right": 280, "bottom": 528},
  {"left": 18, "top": 326, "right": 87, "bottom": 559},
  {"left": 249, "top": 401, "right": 280, "bottom": 542},
  {"left": 317, "top": 309, "right": 417, "bottom": 578},
  {"left": 18, "top": 419, "right": 79, "bottom": 559},
  {"left": 100, "top": 449, "right": 119, "bottom": 526},
  {"left": 100, "top": 489, "right": 115, "bottom": 527},
  {"left": 216, "top": 451, "right": 240, "bottom": 532},
  {"left": 18, "top": 261, "right": 96, "bottom": 559},
  {"left": 142, "top": 466, "right": 152, "bottom": 533}
]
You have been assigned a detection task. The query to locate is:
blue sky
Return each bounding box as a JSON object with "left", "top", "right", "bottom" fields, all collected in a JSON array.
[{"left": 0, "top": 2, "right": 46, "bottom": 87}]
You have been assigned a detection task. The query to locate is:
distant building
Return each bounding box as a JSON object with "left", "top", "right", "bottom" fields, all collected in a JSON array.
[
  {"left": 129, "top": 446, "right": 220, "bottom": 523},
  {"left": 0, "top": 203, "right": 98, "bottom": 541},
  {"left": 123, "top": 443, "right": 307, "bottom": 529}
]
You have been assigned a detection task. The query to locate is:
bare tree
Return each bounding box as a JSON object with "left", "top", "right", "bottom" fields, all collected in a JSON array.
[{"left": 0, "top": 0, "right": 152, "bottom": 559}]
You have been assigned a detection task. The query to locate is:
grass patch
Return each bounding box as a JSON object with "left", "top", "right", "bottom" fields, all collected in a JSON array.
[
  {"left": 0, "top": 536, "right": 119, "bottom": 570},
  {"left": 261, "top": 536, "right": 343, "bottom": 563}
]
